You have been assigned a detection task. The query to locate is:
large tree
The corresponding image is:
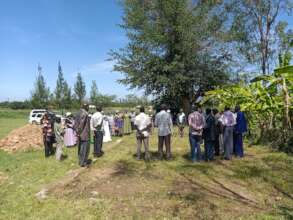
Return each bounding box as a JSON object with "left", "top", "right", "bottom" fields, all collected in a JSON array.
[
  {"left": 229, "top": 0, "right": 293, "bottom": 75},
  {"left": 31, "top": 64, "right": 50, "bottom": 108},
  {"left": 74, "top": 72, "right": 86, "bottom": 105},
  {"left": 90, "top": 80, "right": 99, "bottom": 104},
  {"left": 63, "top": 81, "right": 72, "bottom": 109},
  {"left": 110, "top": 0, "right": 231, "bottom": 112},
  {"left": 54, "top": 61, "right": 71, "bottom": 110}
]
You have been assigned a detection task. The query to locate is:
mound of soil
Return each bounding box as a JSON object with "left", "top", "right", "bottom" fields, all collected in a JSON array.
[{"left": 0, "top": 124, "right": 43, "bottom": 152}]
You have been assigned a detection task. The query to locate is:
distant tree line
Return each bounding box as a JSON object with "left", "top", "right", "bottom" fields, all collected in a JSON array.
[{"left": 0, "top": 62, "right": 150, "bottom": 110}]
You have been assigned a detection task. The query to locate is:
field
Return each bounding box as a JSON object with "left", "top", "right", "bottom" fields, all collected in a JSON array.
[
  {"left": 0, "top": 109, "right": 292, "bottom": 220},
  {"left": 0, "top": 109, "right": 28, "bottom": 139}
]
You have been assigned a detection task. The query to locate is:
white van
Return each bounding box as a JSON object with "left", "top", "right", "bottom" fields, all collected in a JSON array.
[{"left": 29, "top": 109, "right": 47, "bottom": 124}]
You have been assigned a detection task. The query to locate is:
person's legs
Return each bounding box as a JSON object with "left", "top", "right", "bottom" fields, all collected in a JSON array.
[
  {"left": 165, "top": 134, "right": 172, "bottom": 160},
  {"left": 158, "top": 136, "right": 164, "bottom": 159},
  {"left": 94, "top": 131, "right": 104, "bottom": 156},
  {"left": 143, "top": 137, "right": 150, "bottom": 160},
  {"left": 79, "top": 141, "right": 90, "bottom": 166},
  {"left": 77, "top": 138, "right": 81, "bottom": 155},
  {"left": 44, "top": 138, "right": 50, "bottom": 157},
  {"left": 223, "top": 128, "right": 229, "bottom": 159},
  {"left": 195, "top": 137, "right": 201, "bottom": 161},
  {"left": 189, "top": 134, "right": 199, "bottom": 162},
  {"left": 214, "top": 135, "right": 220, "bottom": 156},
  {"left": 225, "top": 126, "right": 234, "bottom": 160},
  {"left": 136, "top": 137, "right": 142, "bottom": 160},
  {"left": 206, "top": 141, "right": 214, "bottom": 161},
  {"left": 219, "top": 134, "right": 224, "bottom": 155},
  {"left": 235, "top": 133, "right": 244, "bottom": 157},
  {"left": 233, "top": 132, "right": 237, "bottom": 155},
  {"left": 99, "top": 131, "right": 104, "bottom": 153},
  {"left": 56, "top": 142, "right": 63, "bottom": 161},
  {"left": 204, "top": 140, "right": 208, "bottom": 161},
  {"left": 178, "top": 126, "right": 184, "bottom": 138},
  {"left": 93, "top": 131, "right": 98, "bottom": 156}
]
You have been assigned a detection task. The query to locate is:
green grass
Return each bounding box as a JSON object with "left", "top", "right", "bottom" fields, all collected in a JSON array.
[
  {"left": 0, "top": 112, "right": 292, "bottom": 219},
  {"left": 0, "top": 109, "right": 28, "bottom": 139}
]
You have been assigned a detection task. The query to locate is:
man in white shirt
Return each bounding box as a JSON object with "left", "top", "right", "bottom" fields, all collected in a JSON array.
[
  {"left": 90, "top": 106, "right": 104, "bottom": 157},
  {"left": 177, "top": 109, "right": 186, "bottom": 138},
  {"left": 221, "top": 106, "right": 236, "bottom": 160},
  {"left": 155, "top": 104, "right": 173, "bottom": 160},
  {"left": 134, "top": 106, "right": 152, "bottom": 161}
]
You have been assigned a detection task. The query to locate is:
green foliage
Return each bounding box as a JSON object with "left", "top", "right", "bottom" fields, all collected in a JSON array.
[
  {"left": 54, "top": 62, "right": 72, "bottom": 111},
  {"left": 73, "top": 72, "right": 86, "bottom": 106},
  {"left": 90, "top": 80, "right": 99, "bottom": 103},
  {"left": 203, "top": 65, "right": 293, "bottom": 151},
  {"left": 30, "top": 64, "right": 50, "bottom": 108},
  {"left": 229, "top": 0, "right": 293, "bottom": 75},
  {"left": 110, "top": 0, "right": 230, "bottom": 111}
]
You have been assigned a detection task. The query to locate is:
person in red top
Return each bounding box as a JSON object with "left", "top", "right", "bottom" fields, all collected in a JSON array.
[{"left": 41, "top": 112, "right": 54, "bottom": 157}]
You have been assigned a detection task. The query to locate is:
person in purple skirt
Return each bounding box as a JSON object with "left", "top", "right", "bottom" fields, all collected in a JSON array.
[{"left": 64, "top": 112, "right": 77, "bottom": 147}]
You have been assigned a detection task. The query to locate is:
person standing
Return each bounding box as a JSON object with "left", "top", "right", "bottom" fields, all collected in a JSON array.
[
  {"left": 203, "top": 108, "right": 216, "bottom": 161},
  {"left": 90, "top": 106, "right": 104, "bottom": 157},
  {"left": 54, "top": 117, "right": 65, "bottom": 161},
  {"left": 41, "top": 112, "right": 54, "bottom": 157},
  {"left": 188, "top": 105, "right": 205, "bottom": 162},
  {"left": 134, "top": 106, "right": 152, "bottom": 161},
  {"left": 74, "top": 104, "right": 91, "bottom": 167},
  {"left": 221, "top": 106, "right": 236, "bottom": 160},
  {"left": 155, "top": 104, "right": 173, "bottom": 160},
  {"left": 177, "top": 109, "right": 186, "bottom": 138},
  {"left": 64, "top": 112, "right": 77, "bottom": 147},
  {"left": 213, "top": 109, "right": 222, "bottom": 156},
  {"left": 103, "top": 115, "right": 112, "bottom": 143},
  {"left": 130, "top": 111, "right": 136, "bottom": 131},
  {"left": 114, "top": 111, "right": 124, "bottom": 136},
  {"left": 123, "top": 111, "right": 132, "bottom": 135},
  {"left": 234, "top": 105, "right": 247, "bottom": 157}
]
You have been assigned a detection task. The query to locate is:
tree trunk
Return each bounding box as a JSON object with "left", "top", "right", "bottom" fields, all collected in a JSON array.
[
  {"left": 282, "top": 77, "right": 291, "bottom": 129},
  {"left": 182, "top": 96, "right": 191, "bottom": 116}
]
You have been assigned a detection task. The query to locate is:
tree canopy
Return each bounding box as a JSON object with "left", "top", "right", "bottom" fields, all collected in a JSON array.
[
  {"left": 31, "top": 64, "right": 50, "bottom": 108},
  {"left": 110, "top": 0, "right": 231, "bottom": 112}
]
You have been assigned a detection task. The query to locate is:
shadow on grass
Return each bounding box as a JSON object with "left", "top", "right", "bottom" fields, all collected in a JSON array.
[
  {"left": 111, "top": 159, "right": 137, "bottom": 177},
  {"left": 180, "top": 173, "right": 262, "bottom": 210},
  {"left": 131, "top": 151, "right": 179, "bottom": 161},
  {"left": 278, "top": 205, "right": 293, "bottom": 220}
]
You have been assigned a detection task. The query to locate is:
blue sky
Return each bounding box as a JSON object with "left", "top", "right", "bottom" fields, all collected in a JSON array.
[
  {"left": 0, "top": 1, "right": 292, "bottom": 101},
  {"left": 0, "top": 0, "right": 131, "bottom": 101}
]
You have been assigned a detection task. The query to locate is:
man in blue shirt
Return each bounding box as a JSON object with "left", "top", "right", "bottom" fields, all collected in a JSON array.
[{"left": 234, "top": 105, "right": 247, "bottom": 158}]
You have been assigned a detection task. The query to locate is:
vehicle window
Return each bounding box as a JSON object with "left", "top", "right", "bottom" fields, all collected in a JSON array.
[
  {"left": 37, "top": 114, "right": 42, "bottom": 118},
  {"left": 32, "top": 114, "right": 36, "bottom": 117}
]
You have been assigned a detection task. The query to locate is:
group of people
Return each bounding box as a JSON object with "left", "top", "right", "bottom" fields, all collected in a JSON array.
[
  {"left": 106, "top": 111, "right": 134, "bottom": 137},
  {"left": 133, "top": 104, "right": 247, "bottom": 162},
  {"left": 41, "top": 112, "right": 77, "bottom": 160},
  {"left": 41, "top": 105, "right": 113, "bottom": 165},
  {"left": 185, "top": 105, "right": 247, "bottom": 162},
  {"left": 41, "top": 102, "right": 247, "bottom": 167}
]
